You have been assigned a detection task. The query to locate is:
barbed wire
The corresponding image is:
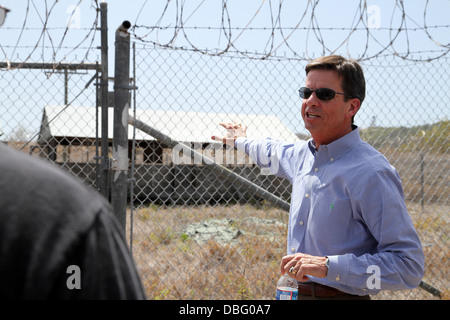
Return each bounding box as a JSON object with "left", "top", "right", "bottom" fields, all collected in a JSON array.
[
  {"left": 0, "top": 0, "right": 449, "bottom": 66},
  {"left": 0, "top": 0, "right": 99, "bottom": 71},
  {"left": 131, "top": 0, "right": 450, "bottom": 62}
]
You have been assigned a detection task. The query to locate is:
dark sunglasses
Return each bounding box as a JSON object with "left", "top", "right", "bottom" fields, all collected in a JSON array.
[{"left": 299, "top": 87, "right": 351, "bottom": 101}]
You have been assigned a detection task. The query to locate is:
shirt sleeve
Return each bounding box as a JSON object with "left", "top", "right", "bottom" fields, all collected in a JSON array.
[
  {"left": 325, "top": 167, "right": 425, "bottom": 294},
  {"left": 235, "top": 137, "right": 299, "bottom": 181}
]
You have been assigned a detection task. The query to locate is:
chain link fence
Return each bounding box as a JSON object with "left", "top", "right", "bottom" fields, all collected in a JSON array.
[
  {"left": 0, "top": 62, "right": 101, "bottom": 187},
  {"left": 1, "top": 46, "right": 448, "bottom": 300},
  {"left": 128, "top": 46, "right": 448, "bottom": 300}
]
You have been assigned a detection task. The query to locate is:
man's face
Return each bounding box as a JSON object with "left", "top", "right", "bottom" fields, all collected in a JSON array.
[{"left": 301, "top": 69, "right": 360, "bottom": 147}]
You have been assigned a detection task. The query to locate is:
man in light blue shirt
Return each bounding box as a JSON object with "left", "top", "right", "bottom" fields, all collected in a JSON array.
[{"left": 212, "top": 55, "right": 424, "bottom": 299}]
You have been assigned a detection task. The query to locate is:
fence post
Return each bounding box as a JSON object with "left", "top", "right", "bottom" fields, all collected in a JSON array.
[
  {"left": 420, "top": 152, "right": 425, "bottom": 212},
  {"left": 112, "top": 21, "right": 131, "bottom": 230},
  {"left": 99, "top": 1, "right": 110, "bottom": 199}
]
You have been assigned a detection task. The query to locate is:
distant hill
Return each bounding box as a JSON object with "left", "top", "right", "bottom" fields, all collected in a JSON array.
[
  {"left": 294, "top": 120, "right": 449, "bottom": 154},
  {"left": 360, "top": 120, "right": 449, "bottom": 153}
]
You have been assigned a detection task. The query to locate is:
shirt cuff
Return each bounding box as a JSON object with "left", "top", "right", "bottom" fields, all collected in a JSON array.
[
  {"left": 326, "top": 255, "right": 349, "bottom": 285},
  {"left": 234, "top": 137, "right": 247, "bottom": 150}
]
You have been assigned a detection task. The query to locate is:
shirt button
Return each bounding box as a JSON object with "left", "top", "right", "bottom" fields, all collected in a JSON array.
[
  {"left": 314, "top": 168, "right": 319, "bottom": 172},
  {"left": 299, "top": 220, "right": 304, "bottom": 226},
  {"left": 330, "top": 158, "right": 334, "bottom": 162},
  {"left": 291, "top": 247, "right": 296, "bottom": 253},
  {"left": 305, "top": 193, "right": 310, "bottom": 198},
  {"left": 336, "top": 275, "right": 340, "bottom": 282}
]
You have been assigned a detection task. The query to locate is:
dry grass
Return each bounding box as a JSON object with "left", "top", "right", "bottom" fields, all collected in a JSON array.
[
  {"left": 126, "top": 200, "right": 448, "bottom": 300},
  {"left": 127, "top": 202, "right": 287, "bottom": 300}
]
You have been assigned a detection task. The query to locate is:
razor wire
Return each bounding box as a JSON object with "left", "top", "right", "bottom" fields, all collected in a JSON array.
[
  {"left": 1, "top": 1, "right": 449, "bottom": 67},
  {"left": 131, "top": 0, "right": 450, "bottom": 62}
]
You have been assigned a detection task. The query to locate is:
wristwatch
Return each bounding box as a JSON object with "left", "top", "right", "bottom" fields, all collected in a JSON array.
[{"left": 325, "top": 257, "right": 330, "bottom": 269}]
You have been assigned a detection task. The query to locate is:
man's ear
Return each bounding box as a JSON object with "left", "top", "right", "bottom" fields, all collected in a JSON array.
[{"left": 346, "top": 98, "right": 361, "bottom": 119}]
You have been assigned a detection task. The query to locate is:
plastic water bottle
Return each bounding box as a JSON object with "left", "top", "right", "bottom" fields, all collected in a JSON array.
[{"left": 275, "top": 274, "right": 298, "bottom": 300}]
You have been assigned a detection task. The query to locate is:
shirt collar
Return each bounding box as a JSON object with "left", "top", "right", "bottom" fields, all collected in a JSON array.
[{"left": 307, "top": 125, "right": 362, "bottom": 161}]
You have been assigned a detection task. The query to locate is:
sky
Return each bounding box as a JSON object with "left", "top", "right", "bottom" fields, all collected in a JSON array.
[{"left": 0, "top": 0, "right": 449, "bottom": 138}]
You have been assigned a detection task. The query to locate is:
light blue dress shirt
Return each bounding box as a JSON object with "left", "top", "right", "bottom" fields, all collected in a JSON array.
[{"left": 235, "top": 127, "right": 424, "bottom": 296}]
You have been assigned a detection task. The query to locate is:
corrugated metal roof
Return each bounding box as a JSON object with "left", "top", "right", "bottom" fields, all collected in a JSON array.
[{"left": 39, "top": 105, "right": 300, "bottom": 144}]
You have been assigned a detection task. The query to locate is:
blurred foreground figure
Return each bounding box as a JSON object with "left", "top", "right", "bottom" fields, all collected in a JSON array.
[{"left": 0, "top": 144, "right": 146, "bottom": 299}]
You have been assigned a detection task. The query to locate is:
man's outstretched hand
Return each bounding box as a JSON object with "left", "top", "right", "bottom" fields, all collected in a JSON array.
[{"left": 211, "top": 121, "right": 247, "bottom": 147}]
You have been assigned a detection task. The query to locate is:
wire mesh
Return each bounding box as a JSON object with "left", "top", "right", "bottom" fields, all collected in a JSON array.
[
  {"left": 0, "top": 62, "right": 101, "bottom": 188},
  {"left": 128, "top": 45, "right": 449, "bottom": 300},
  {"left": 1, "top": 47, "right": 448, "bottom": 301}
]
